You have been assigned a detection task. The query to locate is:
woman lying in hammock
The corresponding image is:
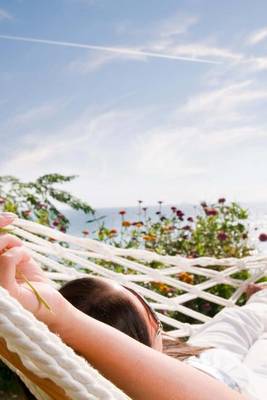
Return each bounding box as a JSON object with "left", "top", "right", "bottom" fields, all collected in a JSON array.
[{"left": 0, "top": 212, "right": 265, "bottom": 400}]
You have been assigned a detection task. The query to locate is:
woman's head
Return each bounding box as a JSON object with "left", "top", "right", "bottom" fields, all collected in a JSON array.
[{"left": 59, "top": 277, "right": 163, "bottom": 351}]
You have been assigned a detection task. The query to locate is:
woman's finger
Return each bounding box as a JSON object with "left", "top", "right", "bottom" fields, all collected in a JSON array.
[
  {"left": 0, "top": 247, "right": 30, "bottom": 292},
  {"left": 0, "top": 234, "right": 22, "bottom": 252},
  {"left": 0, "top": 213, "right": 17, "bottom": 228}
]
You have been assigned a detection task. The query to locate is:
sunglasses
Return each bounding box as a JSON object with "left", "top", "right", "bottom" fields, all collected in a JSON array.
[{"left": 123, "top": 286, "right": 163, "bottom": 337}]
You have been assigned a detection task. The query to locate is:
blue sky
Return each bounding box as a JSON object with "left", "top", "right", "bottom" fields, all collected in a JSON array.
[{"left": 1, "top": 1, "right": 267, "bottom": 207}]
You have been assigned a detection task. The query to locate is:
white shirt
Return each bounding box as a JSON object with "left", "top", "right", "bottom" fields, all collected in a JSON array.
[{"left": 188, "top": 289, "right": 267, "bottom": 400}]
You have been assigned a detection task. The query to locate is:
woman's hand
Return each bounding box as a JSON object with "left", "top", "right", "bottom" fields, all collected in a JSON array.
[{"left": 0, "top": 212, "right": 68, "bottom": 330}]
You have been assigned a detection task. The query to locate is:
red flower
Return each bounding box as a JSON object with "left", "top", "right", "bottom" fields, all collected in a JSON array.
[
  {"left": 82, "top": 229, "right": 89, "bottom": 236},
  {"left": 259, "top": 233, "right": 267, "bottom": 242},
  {"left": 187, "top": 217, "right": 193, "bottom": 222},
  {"left": 218, "top": 198, "right": 226, "bottom": 204},
  {"left": 217, "top": 231, "right": 227, "bottom": 241},
  {"left": 176, "top": 210, "right": 184, "bottom": 218},
  {"left": 171, "top": 206, "right": 177, "bottom": 212},
  {"left": 205, "top": 207, "right": 218, "bottom": 216},
  {"left": 182, "top": 225, "right": 191, "bottom": 231},
  {"left": 119, "top": 210, "right": 126, "bottom": 216}
]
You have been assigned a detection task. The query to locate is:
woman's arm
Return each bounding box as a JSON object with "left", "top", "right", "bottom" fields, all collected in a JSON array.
[
  {"left": 55, "top": 301, "right": 246, "bottom": 400},
  {"left": 0, "top": 214, "right": 246, "bottom": 400}
]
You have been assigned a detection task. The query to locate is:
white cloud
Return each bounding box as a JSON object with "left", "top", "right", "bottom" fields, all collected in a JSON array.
[
  {"left": 3, "top": 76, "right": 267, "bottom": 207},
  {"left": 2, "top": 93, "right": 267, "bottom": 206},
  {"left": 67, "top": 13, "right": 224, "bottom": 74},
  {"left": 1, "top": 107, "right": 141, "bottom": 177},
  {"left": 158, "top": 14, "right": 198, "bottom": 39},
  {"left": 244, "top": 56, "right": 267, "bottom": 71},
  {"left": 138, "top": 13, "right": 242, "bottom": 64},
  {"left": 135, "top": 127, "right": 206, "bottom": 178},
  {"left": 247, "top": 26, "right": 267, "bottom": 45},
  {"left": 68, "top": 49, "right": 146, "bottom": 74},
  {"left": 0, "top": 8, "right": 12, "bottom": 21},
  {"left": 144, "top": 38, "right": 242, "bottom": 63},
  {"left": 178, "top": 81, "right": 267, "bottom": 116},
  {"left": 170, "top": 42, "right": 241, "bottom": 61},
  {"left": 7, "top": 102, "right": 65, "bottom": 128}
]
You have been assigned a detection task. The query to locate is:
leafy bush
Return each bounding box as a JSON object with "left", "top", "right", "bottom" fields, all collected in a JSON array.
[
  {"left": 0, "top": 174, "right": 94, "bottom": 231},
  {"left": 97, "top": 198, "right": 251, "bottom": 258}
]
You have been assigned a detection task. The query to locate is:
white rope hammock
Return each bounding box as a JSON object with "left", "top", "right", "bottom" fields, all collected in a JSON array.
[{"left": 0, "top": 218, "right": 266, "bottom": 399}]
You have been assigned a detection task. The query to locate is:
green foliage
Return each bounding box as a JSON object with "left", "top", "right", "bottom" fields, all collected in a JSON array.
[
  {"left": 97, "top": 199, "right": 251, "bottom": 258},
  {"left": 0, "top": 174, "right": 94, "bottom": 232}
]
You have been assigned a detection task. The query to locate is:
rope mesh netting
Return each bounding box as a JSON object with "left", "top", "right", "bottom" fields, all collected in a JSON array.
[
  {"left": 11, "top": 218, "right": 267, "bottom": 337},
  {"left": 0, "top": 218, "right": 266, "bottom": 400}
]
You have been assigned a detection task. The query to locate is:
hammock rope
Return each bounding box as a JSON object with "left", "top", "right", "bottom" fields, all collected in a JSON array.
[
  {"left": 11, "top": 218, "right": 267, "bottom": 336},
  {"left": 0, "top": 217, "right": 266, "bottom": 399},
  {"left": 0, "top": 287, "right": 129, "bottom": 400}
]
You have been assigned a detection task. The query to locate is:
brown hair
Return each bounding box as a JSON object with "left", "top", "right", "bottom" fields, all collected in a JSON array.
[
  {"left": 59, "top": 277, "right": 206, "bottom": 360},
  {"left": 59, "top": 277, "right": 152, "bottom": 346},
  {"left": 162, "top": 335, "right": 206, "bottom": 361}
]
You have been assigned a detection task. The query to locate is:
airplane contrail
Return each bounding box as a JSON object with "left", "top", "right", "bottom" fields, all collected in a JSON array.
[{"left": 0, "top": 34, "right": 222, "bottom": 65}]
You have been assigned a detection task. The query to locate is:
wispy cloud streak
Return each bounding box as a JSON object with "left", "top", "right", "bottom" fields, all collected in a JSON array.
[
  {"left": 0, "top": 34, "right": 222, "bottom": 65},
  {"left": 0, "top": 8, "right": 12, "bottom": 21},
  {"left": 247, "top": 26, "right": 267, "bottom": 45}
]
